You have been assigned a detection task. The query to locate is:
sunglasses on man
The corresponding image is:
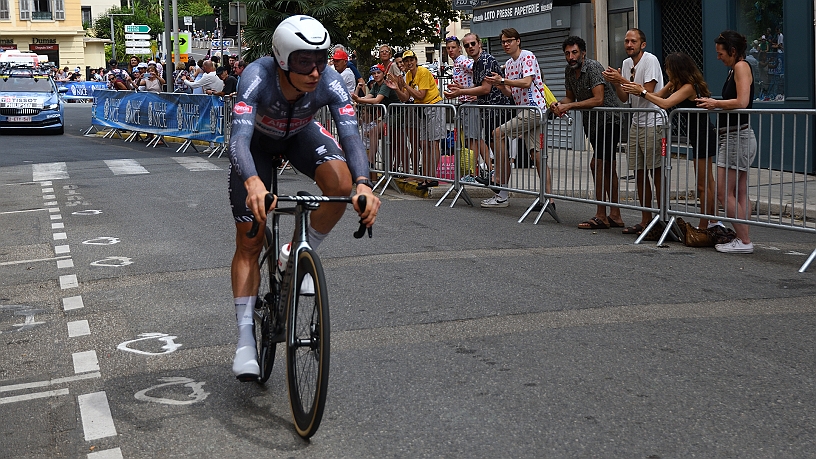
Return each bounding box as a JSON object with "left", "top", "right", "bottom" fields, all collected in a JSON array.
[
  {"left": 463, "top": 41, "right": 479, "bottom": 49},
  {"left": 288, "top": 49, "right": 329, "bottom": 75}
]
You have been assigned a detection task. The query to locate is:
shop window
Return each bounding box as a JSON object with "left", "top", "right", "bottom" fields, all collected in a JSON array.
[
  {"left": 0, "top": 0, "right": 9, "bottom": 20},
  {"left": 607, "top": 9, "right": 634, "bottom": 68},
  {"left": 737, "top": 0, "right": 784, "bottom": 101}
]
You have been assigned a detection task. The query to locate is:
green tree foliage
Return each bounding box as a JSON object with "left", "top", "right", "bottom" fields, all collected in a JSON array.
[
  {"left": 240, "top": 0, "right": 349, "bottom": 62},
  {"left": 180, "top": 0, "right": 217, "bottom": 17},
  {"left": 92, "top": 6, "right": 166, "bottom": 62},
  {"left": 339, "top": 0, "right": 458, "bottom": 71}
]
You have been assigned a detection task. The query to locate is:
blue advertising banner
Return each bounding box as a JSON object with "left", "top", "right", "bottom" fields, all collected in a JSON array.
[
  {"left": 91, "top": 90, "right": 225, "bottom": 143},
  {"left": 58, "top": 81, "right": 109, "bottom": 100}
]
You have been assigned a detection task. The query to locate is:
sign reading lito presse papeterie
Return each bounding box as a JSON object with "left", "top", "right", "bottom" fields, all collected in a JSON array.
[{"left": 472, "top": 0, "right": 553, "bottom": 23}]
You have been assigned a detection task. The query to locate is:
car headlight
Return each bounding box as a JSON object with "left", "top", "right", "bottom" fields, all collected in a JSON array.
[{"left": 44, "top": 103, "right": 60, "bottom": 110}]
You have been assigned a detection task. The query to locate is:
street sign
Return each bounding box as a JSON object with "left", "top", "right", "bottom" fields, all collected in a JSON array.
[
  {"left": 211, "top": 40, "right": 234, "bottom": 49},
  {"left": 452, "top": 0, "right": 482, "bottom": 9},
  {"left": 125, "top": 33, "right": 151, "bottom": 40},
  {"left": 124, "top": 24, "right": 151, "bottom": 33},
  {"left": 228, "top": 2, "right": 247, "bottom": 25},
  {"left": 171, "top": 33, "right": 191, "bottom": 55},
  {"left": 183, "top": 16, "right": 193, "bottom": 25},
  {"left": 126, "top": 47, "right": 151, "bottom": 54},
  {"left": 125, "top": 40, "right": 151, "bottom": 47}
]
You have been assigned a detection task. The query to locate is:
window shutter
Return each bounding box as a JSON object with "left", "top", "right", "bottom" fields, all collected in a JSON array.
[{"left": 19, "top": 0, "right": 30, "bottom": 20}]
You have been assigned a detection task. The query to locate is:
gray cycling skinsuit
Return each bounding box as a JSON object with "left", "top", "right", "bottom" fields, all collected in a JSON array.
[{"left": 228, "top": 56, "right": 369, "bottom": 222}]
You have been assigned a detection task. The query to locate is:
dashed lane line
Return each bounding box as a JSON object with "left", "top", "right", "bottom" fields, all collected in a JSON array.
[
  {"left": 77, "top": 392, "right": 118, "bottom": 441},
  {"left": 0, "top": 372, "right": 101, "bottom": 393}
]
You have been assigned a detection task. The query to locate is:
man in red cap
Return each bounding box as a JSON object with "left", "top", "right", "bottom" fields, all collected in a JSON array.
[{"left": 331, "top": 48, "right": 356, "bottom": 94}]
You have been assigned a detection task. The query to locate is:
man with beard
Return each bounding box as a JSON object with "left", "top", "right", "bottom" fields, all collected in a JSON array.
[
  {"left": 602, "top": 28, "right": 665, "bottom": 236},
  {"left": 551, "top": 35, "right": 624, "bottom": 230}
]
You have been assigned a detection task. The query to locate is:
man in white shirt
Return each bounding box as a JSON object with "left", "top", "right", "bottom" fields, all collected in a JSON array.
[
  {"left": 603, "top": 28, "right": 664, "bottom": 235},
  {"left": 184, "top": 60, "right": 224, "bottom": 94},
  {"left": 331, "top": 49, "right": 356, "bottom": 95}
]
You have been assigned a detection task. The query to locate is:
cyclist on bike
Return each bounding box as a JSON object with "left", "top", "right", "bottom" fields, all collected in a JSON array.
[{"left": 228, "top": 15, "right": 381, "bottom": 380}]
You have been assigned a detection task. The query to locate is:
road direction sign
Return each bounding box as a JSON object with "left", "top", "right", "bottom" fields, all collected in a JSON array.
[
  {"left": 125, "top": 33, "right": 151, "bottom": 40},
  {"left": 125, "top": 40, "right": 151, "bottom": 47},
  {"left": 183, "top": 16, "right": 193, "bottom": 25},
  {"left": 126, "top": 47, "right": 151, "bottom": 55},
  {"left": 124, "top": 24, "right": 151, "bottom": 33},
  {"left": 171, "top": 33, "right": 191, "bottom": 55}
]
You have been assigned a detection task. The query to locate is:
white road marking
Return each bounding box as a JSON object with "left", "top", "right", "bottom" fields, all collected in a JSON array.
[
  {"left": 91, "top": 256, "right": 133, "bottom": 267},
  {"left": 53, "top": 232, "right": 67, "bottom": 240},
  {"left": 87, "top": 448, "right": 123, "bottom": 459},
  {"left": 72, "top": 209, "right": 102, "bottom": 215},
  {"left": 55, "top": 245, "right": 70, "bottom": 254},
  {"left": 83, "top": 237, "right": 120, "bottom": 245},
  {"left": 68, "top": 320, "right": 91, "bottom": 337},
  {"left": 32, "top": 162, "right": 69, "bottom": 181},
  {"left": 63, "top": 296, "right": 84, "bottom": 311},
  {"left": 78, "top": 391, "right": 118, "bottom": 440},
  {"left": 60, "top": 274, "right": 78, "bottom": 289},
  {"left": 0, "top": 371, "right": 100, "bottom": 393},
  {"left": 52, "top": 222, "right": 65, "bottom": 229},
  {"left": 57, "top": 258, "right": 74, "bottom": 269},
  {"left": 104, "top": 159, "right": 149, "bottom": 175},
  {"left": 118, "top": 333, "right": 182, "bottom": 355},
  {"left": 48, "top": 207, "right": 59, "bottom": 213},
  {"left": 0, "top": 388, "right": 70, "bottom": 405},
  {"left": 43, "top": 194, "right": 56, "bottom": 200},
  {"left": 73, "top": 350, "right": 99, "bottom": 373},
  {"left": 134, "top": 377, "right": 209, "bottom": 405},
  {"left": 172, "top": 156, "right": 222, "bottom": 171},
  {"left": 50, "top": 214, "right": 62, "bottom": 220},
  {"left": 44, "top": 201, "right": 58, "bottom": 206},
  {"left": 0, "top": 208, "right": 47, "bottom": 215},
  {"left": 0, "top": 255, "right": 70, "bottom": 267},
  {"left": 42, "top": 187, "right": 54, "bottom": 193},
  {"left": 40, "top": 181, "right": 52, "bottom": 186}
]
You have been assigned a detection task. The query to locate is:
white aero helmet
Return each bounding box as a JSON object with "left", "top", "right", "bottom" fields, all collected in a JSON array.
[{"left": 272, "top": 15, "right": 331, "bottom": 71}]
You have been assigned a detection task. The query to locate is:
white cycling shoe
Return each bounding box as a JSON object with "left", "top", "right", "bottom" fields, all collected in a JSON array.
[
  {"left": 232, "top": 345, "right": 260, "bottom": 382},
  {"left": 300, "top": 274, "right": 315, "bottom": 296}
]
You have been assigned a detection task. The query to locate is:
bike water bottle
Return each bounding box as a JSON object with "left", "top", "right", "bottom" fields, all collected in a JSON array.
[{"left": 276, "top": 242, "right": 291, "bottom": 281}]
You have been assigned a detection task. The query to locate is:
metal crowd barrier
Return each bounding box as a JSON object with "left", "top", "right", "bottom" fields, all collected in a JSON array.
[
  {"left": 665, "top": 108, "right": 816, "bottom": 272},
  {"left": 377, "top": 103, "right": 458, "bottom": 192}
]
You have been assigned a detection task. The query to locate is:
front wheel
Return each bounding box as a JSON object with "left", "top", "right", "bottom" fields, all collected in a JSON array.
[
  {"left": 255, "top": 227, "right": 276, "bottom": 383},
  {"left": 286, "top": 247, "right": 330, "bottom": 438}
]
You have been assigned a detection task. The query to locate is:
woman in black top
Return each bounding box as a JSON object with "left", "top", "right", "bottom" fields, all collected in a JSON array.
[
  {"left": 696, "top": 30, "right": 757, "bottom": 254},
  {"left": 622, "top": 52, "right": 717, "bottom": 229}
]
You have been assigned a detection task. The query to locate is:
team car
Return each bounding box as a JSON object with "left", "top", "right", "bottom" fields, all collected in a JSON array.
[{"left": 0, "top": 66, "right": 67, "bottom": 134}]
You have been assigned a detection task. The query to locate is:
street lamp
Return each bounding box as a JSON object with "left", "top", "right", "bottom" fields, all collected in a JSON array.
[{"left": 108, "top": 11, "right": 134, "bottom": 63}]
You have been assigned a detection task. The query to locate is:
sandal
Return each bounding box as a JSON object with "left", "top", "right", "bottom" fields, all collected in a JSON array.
[
  {"left": 577, "top": 217, "right": 609, "bottom": 230},
  {"left": 622, "top": 223, "right": 644, "bottom": 235},
  {"left": 607, "top": 218, "right": 625, "bottom": 228}
]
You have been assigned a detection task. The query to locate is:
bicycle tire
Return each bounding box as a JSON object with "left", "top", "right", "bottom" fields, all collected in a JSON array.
[
  {"left": 255, "top": 227, "right": 277, "bottom": 383},
  {"left": 286, "top": 247, "right": 330, "bottom": 438}
]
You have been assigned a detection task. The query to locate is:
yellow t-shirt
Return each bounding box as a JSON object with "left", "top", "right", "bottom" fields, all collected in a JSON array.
[{"left": 405, "top": 66, "right": 442, "bottom": 104}]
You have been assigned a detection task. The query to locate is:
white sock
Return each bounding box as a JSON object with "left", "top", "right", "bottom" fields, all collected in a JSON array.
[
  {"left": 498, "top": 190, "right": 509, "bottom": 200},
  {"left": 308, "top": 224, "right": 328, "bottom": 251},
  {"left": 235, "top": 296, "right": 256, "bottom": 348}
]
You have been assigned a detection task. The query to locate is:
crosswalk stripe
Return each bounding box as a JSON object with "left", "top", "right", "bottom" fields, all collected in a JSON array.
[
  {"left": 172, "top": 156, "right": 222, "bottom": 171},
  {"left": 104, "top": 159, "right": 150, "bottom": 175},
  {"left": 32, "top": 162, "right": 69, "bottom": 181}
]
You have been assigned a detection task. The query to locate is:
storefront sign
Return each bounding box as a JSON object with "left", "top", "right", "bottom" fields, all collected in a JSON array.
[
  {"left": 30, "top": 44, "right": 59, "bottom": 51},
  {"left": 472, "top": 0, "right": 553, "bottom": 23},
  {"left": 33, "top": 38, "right": 57, "bottom": 44}
]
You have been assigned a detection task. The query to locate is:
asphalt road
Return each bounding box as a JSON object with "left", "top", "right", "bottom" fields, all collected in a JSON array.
[{"left": 1, "top": 103, "right": 816, "bottom": 458}]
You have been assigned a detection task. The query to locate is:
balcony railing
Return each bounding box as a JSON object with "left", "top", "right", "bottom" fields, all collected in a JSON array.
[{"left": 31, "top": 11, "right": 52, "bottom": 20}]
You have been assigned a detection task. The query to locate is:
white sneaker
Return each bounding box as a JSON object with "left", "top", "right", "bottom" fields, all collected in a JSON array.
[
  {"left": 300, "top": 273, "right": 315, "bottom": 296},
  {"left": 480, "top": 195, "right": 509, "bottom": 208},
  {"left": 715, "top": 238, "right": 754, "bottom": 254},
  {"left": 232, "top": 345, "right": 260, "bottom": 381}
]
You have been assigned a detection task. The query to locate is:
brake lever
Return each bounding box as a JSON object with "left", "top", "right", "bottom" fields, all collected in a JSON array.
[
  {"left": 245, "top": 194, "right": 275, "bottom": 239},
  {"left": 353, "top": 195, "right": 372, "bottom": 239}
]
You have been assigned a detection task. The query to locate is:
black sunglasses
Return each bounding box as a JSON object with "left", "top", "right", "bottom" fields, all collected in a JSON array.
[
  {"left": 463, "top": 41, "right": 478, "bottom": 49},
  {"left": 630, "top": 66, "right": 635, "bottom": 82},
  {"left": 288, "top": 49, "right": 329, "bottom": 75}
]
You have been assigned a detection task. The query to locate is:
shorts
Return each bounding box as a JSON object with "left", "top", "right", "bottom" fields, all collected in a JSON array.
[
  {"left": 583, "top": 121, "right": 622, "bottom": 160},
  {"left": 626, "top": 124, "right": 663, "bottom": 170},
  {"left": 460, "top": 103, "right": 481, "bottom": 140},
  {"left": 419, "top": 104, "right": 446, "bottom": 141},
  {"left": 229, "top": 121, "right": 347, "bottom": 222},
  {"left": 497, "top": 108, "right": 544, "bottom": 153},
  {"left": 717, "top": 127, "right": 757, "bottom": 171},
  {"left": 482, "top": 107, "right": 513, "bottom": 145}
]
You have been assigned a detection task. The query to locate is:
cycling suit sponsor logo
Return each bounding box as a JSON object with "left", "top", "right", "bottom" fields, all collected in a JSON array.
[
  {"left": 328, "top": 80, "right": 349, "bottom": 101},
  {"left": 260, "top": 115, "right": 313, "bottom": 131},
  {"left": 338, "top": 104, "right": 355, "bottom": 116},
  {"left": 243, "top": 76, "right": 261, "bottom": 98},
  {"left": 316, "top": 122, "right": 341, "bottom": 148},
  {"left": 233, "top": 101, "right": 253, "bottom": 115}
]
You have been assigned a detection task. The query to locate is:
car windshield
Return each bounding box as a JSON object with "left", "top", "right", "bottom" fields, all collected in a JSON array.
[{"left": 0, "top": 76, "right": 54, "bottom": 93}]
